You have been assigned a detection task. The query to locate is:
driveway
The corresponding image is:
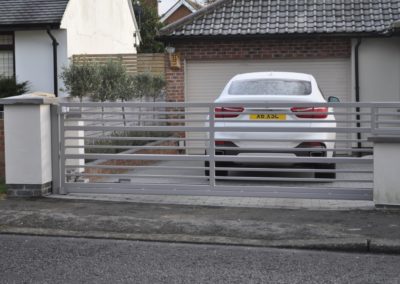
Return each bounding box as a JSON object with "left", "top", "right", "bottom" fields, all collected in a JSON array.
[{"left": 95, "top": 160, "right": 373, "bottom": 201}]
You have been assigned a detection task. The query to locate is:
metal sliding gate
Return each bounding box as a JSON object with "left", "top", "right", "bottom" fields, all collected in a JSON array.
[{"left": 51, "top": 101, "right": 400, "bottom": 200}]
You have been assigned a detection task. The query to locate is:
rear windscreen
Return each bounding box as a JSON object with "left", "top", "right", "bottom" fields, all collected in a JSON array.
[{"left": 228, "top": 79, "right": 312, "bottom": 96}]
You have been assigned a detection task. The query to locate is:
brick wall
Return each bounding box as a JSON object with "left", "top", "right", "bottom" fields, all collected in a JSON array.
[
  {"left": 164, "top": 6, "right": 193, "bottom": 25},
  {"left": 165, "top": 37, "right": 352, "bottom": 102},
  {"left": 0, "top": 119, "right": 4, "bottom": 178}
]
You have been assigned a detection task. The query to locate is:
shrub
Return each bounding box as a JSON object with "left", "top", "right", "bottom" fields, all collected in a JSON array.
[
  {"left": 0, "top": 76, "right": 30, "bottom": 98},
  {"left": 85, "top": 131, "right": 174, "bottom": 155}
]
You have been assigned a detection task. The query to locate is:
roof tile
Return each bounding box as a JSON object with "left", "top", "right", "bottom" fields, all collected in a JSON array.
[
  {"left": 0, "top": 0, "right": 69, "bottom": 27},
  {"left": 160, "top": 0, "right": 400, "bottom": 37}
]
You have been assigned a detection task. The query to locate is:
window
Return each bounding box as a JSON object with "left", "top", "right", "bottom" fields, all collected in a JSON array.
[
  {"left": 228, "top": 79, "right": 312, "bottom": 96},
  {"left": 0, "top": 33, "right": 14, "bottom": 77}
]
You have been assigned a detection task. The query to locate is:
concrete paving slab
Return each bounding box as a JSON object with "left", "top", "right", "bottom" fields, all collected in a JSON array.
[{"left": 51, "top": 194, "right": 374, "bottom": 210}]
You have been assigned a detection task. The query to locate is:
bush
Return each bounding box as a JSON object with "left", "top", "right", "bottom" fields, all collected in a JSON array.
[
  {"left": 0, "top": 76, "right": 30, "bottom": 98},
  {"left": 85, "top": 131, "right": 174, "bottom": 154}
]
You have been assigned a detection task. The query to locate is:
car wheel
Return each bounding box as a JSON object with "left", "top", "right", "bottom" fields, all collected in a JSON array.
[{"left": 314, "top": 163, "right": 336, "bottom": 180}]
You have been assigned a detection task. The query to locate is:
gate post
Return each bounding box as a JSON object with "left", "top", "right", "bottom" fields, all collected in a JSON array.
[
  {"left": 369, "top": 136, "right": 400, "bottom": 207},
  {"left": 0, "top": 93, "right": 57, "bottom": 197}
]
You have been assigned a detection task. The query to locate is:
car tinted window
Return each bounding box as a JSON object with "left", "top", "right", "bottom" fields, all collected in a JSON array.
[{"left": 228, "top": 79, "right": 312, "bottom": 96}]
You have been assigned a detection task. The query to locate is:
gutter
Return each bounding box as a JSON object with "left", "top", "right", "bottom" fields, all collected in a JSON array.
[
  {"left": 354, "top": 38, "right": 362, "bottom": 152},
  {"left": 46, "top": 29, "right": 59, "bottom": 97}
]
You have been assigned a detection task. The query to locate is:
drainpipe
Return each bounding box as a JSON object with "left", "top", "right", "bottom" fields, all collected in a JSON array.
[
  {"left": 46, "top": 29, "right": 59, "bottom": 97},
  {"left": 354, "top": 38, "right": 362, "bottom": 153}
]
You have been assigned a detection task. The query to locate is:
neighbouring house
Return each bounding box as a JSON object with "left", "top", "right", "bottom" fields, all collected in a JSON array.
[
  {"left": 0, "top": 0, "right": 140, "bottom": 97},
  {"left": 159, "top": 0, "right": 400, "bottom": 104},
  {"left": 160, "top": 0, "right": 202, "bottom": 25}
]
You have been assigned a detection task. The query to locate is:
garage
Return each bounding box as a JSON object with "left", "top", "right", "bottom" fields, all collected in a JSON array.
[{"left": 186, "top": 58, "right": 351, "bottom": 103}]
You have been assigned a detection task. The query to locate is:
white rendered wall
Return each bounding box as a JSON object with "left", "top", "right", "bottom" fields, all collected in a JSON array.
[
  {"left": 4, "top": 105, "right": 52, "bottom": 184},
  {"left": 61, "top": 0, "right": 138, "bottom": 56},
  {"left": 374, "top": 142, "right": 400, "bottom": 206},
  {"left": 356, "top": 37, "right": 400, "bottom": 102},
  {"left": 14, "top": 30, "right": 68, "bottom": 97}
]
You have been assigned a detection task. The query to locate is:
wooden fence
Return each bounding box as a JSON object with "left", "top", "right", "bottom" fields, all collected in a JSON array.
[{"left": 73, "top": 53, "right": 165, "bottom": 76}]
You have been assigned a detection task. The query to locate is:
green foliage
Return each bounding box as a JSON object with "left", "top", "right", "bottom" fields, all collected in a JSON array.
[
  {"left": 132, "top": 73, "right": 152, "bottom": 100},
  {"left": 60, "top": 60, "right": 165, "bottom": 102},
  {"left": 118, "top": 74, "right": 137, "bottom": 102},
  {"left": 134, "top": 0, "right": 164, "bottom": 53},
  {"left": 92, "top": 60, "right": 127, "bottom": 102},
  {"left": 149, "top": 75, "right": 166, "bottom": 101},
  {"left": 132, "top": 73, "right": 165, "bottom": 101},
  {"left": 0, "top": 76, "right": 30, "bottom": 98},
  {"left": 60, "top": 61, "right": 100, "bottom": 102}
]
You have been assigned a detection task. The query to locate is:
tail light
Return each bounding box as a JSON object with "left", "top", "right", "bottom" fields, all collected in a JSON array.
[
  {"left": 291, "top": 107, "right": 328, "bottom": 119},
  {"left": 298, "top": 142, "right": 325, "bottom": 148},
  {"left": 215, "top": 107, "right": 244, "bottom": 118}
]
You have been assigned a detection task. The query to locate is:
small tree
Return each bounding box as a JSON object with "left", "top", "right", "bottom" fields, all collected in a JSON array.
[
  {"left": 60, "top": 61, "right": 100, "bottom": 102},
  {"left": 132, "top": 73, "right": 152, "bottom": 125},
  {"left": 89, "top": 60, "right": 127, "bottom": 133},
  {"left": 147, "top": 74, "right": 165, "bottom": 102},
  {"left": 117, "top": 74, "right": 137, "bottom": 126},
  {"left": 92, "top": 60, "right": 126, "bottom": 103}
]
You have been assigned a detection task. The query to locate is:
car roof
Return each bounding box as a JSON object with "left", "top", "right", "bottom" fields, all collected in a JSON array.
[{"left": 231, "top": 72, "right": 314, "bottom": 82}]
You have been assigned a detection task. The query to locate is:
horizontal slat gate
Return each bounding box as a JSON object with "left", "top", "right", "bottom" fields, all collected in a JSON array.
[{"left": 57, "top": 101, "right": 400, "bottom": 200}]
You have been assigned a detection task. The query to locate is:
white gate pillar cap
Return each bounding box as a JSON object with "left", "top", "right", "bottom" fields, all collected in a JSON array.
[{"left": 0, "top": 92, "right": 57, "bottom": 105}]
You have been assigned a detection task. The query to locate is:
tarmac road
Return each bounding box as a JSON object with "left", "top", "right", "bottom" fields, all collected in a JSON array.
[{"left": 0, "top": 234, "right": 399, "bottom": 284}]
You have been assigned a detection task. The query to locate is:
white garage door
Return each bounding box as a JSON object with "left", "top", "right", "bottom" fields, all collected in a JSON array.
[
  {"left": 185, "top": 58, "right": 352, "bottom": 153},
  {"left": 186, "top": 58, "right": 351, "bottom": 103}
]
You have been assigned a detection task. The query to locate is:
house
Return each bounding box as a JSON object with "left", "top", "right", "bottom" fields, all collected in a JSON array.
[
  {"left": 159, "top": 0, "right": 400, "bottom": 104},
  {"left": 0, "top": 0, "right": 140, "bottom": 97},
  {"left": 161, "top": 0, "right": 202, "bottom": 25}
]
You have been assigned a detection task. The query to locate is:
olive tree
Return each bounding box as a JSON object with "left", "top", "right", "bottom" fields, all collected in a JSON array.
[
  {"left": 117, "top": 74, "right": 137, "bottom": 126},
  {"left": 60, "top": 60, "right": 100, "bottom": 102}
]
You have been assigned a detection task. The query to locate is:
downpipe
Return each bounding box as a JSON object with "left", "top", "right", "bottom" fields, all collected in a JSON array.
[{"left": 47, "top": 29, "right": 59, "bottom": 97}]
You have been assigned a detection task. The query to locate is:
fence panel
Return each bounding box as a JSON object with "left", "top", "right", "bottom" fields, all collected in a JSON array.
[{"left": 73, "top": 53, "right": 165, "bottom": 76}]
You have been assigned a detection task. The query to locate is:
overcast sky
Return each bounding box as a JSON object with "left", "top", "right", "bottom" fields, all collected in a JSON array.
[{"left": 158, "top": 0, "right": 204, "bottom": 15}]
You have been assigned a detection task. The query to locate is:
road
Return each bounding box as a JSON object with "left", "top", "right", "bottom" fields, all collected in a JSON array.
[{"left": 1, "top": 235, "right": 399, "bottom": 284}]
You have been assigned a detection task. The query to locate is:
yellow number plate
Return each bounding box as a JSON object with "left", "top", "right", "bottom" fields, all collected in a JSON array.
[{"left": 250, "top": 114, "right": 286, "bottom": 120}]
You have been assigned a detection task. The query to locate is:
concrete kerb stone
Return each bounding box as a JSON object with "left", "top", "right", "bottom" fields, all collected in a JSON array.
[{"left": 1, "top": 228, "right": 400, "bottom": 254}]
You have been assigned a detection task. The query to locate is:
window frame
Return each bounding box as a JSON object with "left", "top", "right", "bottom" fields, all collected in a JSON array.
[{"left": 0, "top": 32, "right": 15, "bottom": 77}]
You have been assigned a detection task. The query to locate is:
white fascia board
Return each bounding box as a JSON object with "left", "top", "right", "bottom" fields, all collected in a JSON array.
[{"left": 127, "top": 0, "right": 142, "bottom": 43}]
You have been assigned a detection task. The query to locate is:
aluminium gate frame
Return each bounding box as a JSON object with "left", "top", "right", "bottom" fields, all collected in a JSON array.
[{"left": 50, "top": 101, "right": 400, "bottom": 199}]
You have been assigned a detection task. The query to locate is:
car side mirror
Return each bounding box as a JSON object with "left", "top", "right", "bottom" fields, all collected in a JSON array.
[{"left": 328, "top": 96, "right": 340, "bottom": 103}]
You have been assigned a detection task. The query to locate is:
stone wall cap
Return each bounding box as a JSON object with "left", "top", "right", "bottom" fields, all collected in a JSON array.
[
  {"left": 368, "top": 136, "right": 400, "bottom": 143},
  {"left": 0, "top": 93, "right": 58, "bottom": 105}
]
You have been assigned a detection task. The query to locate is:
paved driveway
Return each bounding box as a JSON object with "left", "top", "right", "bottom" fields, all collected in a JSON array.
[{"left": 96, "top": 160, "right": 373, "bottom": 201}]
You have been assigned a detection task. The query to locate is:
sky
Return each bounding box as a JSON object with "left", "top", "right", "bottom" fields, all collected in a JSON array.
[{"left": 158, "top": 0, "right": 204, "bottom": 15}]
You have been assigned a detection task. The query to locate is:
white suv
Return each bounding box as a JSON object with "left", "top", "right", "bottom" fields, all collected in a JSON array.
[{"left": 206, "top": 72, "right": 338, "bottom": 179}]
